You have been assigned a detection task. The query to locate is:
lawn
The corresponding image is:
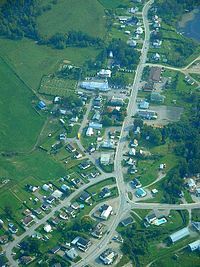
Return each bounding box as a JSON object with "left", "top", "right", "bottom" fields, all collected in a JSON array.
[
  {"left": 0, "top": 38, "right": 100, "bottom": 91},
  {"left": 0, "top": 57, "right": 45, "bottom": 152},
  {"left": 98, "top": 0, "right": 131, "bottom": 9},
  {"left": 37, "top": 0, "right": 107, "bottom": 39}
]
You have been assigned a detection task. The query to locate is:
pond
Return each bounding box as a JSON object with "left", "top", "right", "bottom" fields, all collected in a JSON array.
[{"left": 178, "top": 9, "right": 200, "bottom": 42}]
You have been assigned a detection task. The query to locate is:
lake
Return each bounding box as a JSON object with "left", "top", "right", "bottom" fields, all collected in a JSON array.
[{"left": 178, "top": 9, "right": 200, "bottom": 42}]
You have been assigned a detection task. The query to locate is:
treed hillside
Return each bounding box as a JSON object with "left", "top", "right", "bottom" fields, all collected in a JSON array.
[{"left": 155, "top": 0, "right": 200, "bottom": 24}]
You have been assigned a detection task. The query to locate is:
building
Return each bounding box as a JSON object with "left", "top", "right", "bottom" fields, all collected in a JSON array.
[
  {"left": 99, "top": 248, "right": 118, "bottom": 265},
  {"left": 99, "top": 187, "right": 111, "bottom": 198},
  {"left": 188, "top": 240, "right": 200, "bottom": 251},
  {"left": 98, "top": 69, "right": 112, "bottom": 78},
  {"left": 89, "top": 122, "right": 103, "bottom": 130},
  {"left": 101, "top": 205, "right": 113, "bottom": 220},
  {"left": 192, "top": 221, "right": 200, "bottom": 232},
  {"left": 86, "top": 127, "right": 94, "bottom": 137},
  {"left": 101, "top": 140, "right": 115, "bottom": 149},
  {"left": 75, "top": 237, "right": 91, "bottom": 252},
  {"left": 127, "top": 39, "right": 137, "bottom": 47},
  {"left": 38, "top": 100, "right": 46, "bottom": 110},
  {"left": 149, "top": 67, "right": 162, "bottom": 83},
  {"left": 169, "top": 227, "right": 190, "bottom": 243},
  {"left": 120, "top": 217, "right": 134, "bottom": 227},
  {"left": 44, "top": 224, "right": 52, "bottom": 233},
  {"left": 66, "top": 248, "right": 78, "bottom": 260},
  {"left": 100, "top": 153, "right": 111, "bottom": 165},
  {"left": 79, "top": 191, "right": 91, "bottom": 203},
  {"left": 80, "top": 80, "right": 110, "bottom": 91},
  {"left": 136, "top": 27, "right": 143, "bottom": 34},
  {"left": 135, "top": 188, "right": 147, "bottom": 198},
  {"left": 137, "top": 109, "right": 157, "bottom": 120},
  {"left": 22, "top": 215, "right": 34, "bottom": 227},
  {"left": 110, "top": 96, "right": 124, "bottom": 106},
  {"left": 151, "top": 92, "right": 165, "bottom": 103},
  {"left": 143, "top": 82, "right": 154, "bottom": 92},
  {"left": 139, "top": 100, "right": 149, "bottom": 109},
  {"left": 145, "top": 213, "right": 157, "bottom": 224},
  {"left": 92, "top": 111, "right": 101, "bottom": 121},
  {"left": 52, "top": 189, "right": 63, "bottom": 199}
]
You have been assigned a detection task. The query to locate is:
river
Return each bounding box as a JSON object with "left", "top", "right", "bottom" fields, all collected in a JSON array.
[{"left": 178, "top": 8, "right": 200, "bottom": 42}]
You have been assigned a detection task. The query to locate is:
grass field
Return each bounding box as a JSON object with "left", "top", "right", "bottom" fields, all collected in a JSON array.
[
  {"left": 39, "top": 75, "right": 76, "bottom": 96},
  {"left": 0, "top": 57, "right": 45, "bottom": 152},
  {"left": 37, "top": 0, "right": 107, "bottom": 38},
  {"left": 98, "top": 0, "right": 131, "bottom": 9},
  {"left": 0, "top": 38, "right": 100, "bottom": 91}
]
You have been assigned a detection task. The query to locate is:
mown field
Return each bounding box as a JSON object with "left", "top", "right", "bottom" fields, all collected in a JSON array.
[
  {"left": 0, "top": 57, "right": 45, "bottom": 152},
  {"left": 98, "top": 0, "right": 131, "bottom": 9},
  {"left": 37, "top": 0, "right": 107, "bottom": 38},
  {"left": 0, "top": 38, "right": 100, "bottom": 92}
]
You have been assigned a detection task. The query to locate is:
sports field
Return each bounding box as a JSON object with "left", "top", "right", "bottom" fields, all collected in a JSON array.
[
  {"left": 0, "top": 58, "right": 45, "bottom": 152},
  {"left": 37, "top": 0, "right": 107, "bottom": 38}
]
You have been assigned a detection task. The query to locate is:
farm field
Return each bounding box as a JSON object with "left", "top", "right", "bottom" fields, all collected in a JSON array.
[
  {"left": 0, "top": 57, "right": 45, "bottom": 152},
  {"left": 37, "top": 0, "right": 107, "bottom": 38},
  {"left": 0, "top": 38, "right": 100, "bottom": 92}
]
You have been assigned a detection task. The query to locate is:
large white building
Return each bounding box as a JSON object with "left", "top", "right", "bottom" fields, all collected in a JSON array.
[
  {"left": 188, "top": 240, "right": 200, "bottom": 251},
  {"left": 169, "top": 227, "right": 190, "bottom": 243},
  {"left": 101, "top": 205, "right": 113, "bottom": 220},
  {"left": 80, "top": 80, "right": 110, "bottom": 91}
]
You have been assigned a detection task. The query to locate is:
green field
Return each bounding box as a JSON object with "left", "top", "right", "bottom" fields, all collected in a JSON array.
[
  {"left": 39, "top": 75, "right": 76, "bottom": 96},
  {"left": 0, "top": 58, "right": 45, "bottom": 152},
  {"left": 0, "top": 38, "right": 100, "bottom": 92},
  {"left": 37, "top": 0, "right": 107, "bottom": 38},
  {"left": 98, "top": 0, "right": 131, "bottom": 9}
]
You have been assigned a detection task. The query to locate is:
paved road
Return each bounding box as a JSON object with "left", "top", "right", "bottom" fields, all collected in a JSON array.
[
  {"left": 74, "top": 0, "right": 155, "bottom": 266},
  {"left": 4, "top": 173, "right": 112, "bottom": 266}
]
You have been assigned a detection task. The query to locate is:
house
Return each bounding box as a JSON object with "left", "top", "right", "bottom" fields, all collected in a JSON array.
[
  {"left": 65, "top": 206, "right": 76, "bottom": 217},
  {"left": 79, "top": 161, "right": 91, "bottom": 170},
  {"left": 8, "top": 223, "right": 18, "bottom": 234},
  {"left": 74, "top": 151, "right": 83, "bottom": 159},
  {"left": 86, "top": 127, "right": 94, "bottom": 137},
  {"left": 120, "top": 217, "right": 134, "bottom": 227},
  {"left": 53, "top": 96, "right": 61, "bottom": 104},
  {"left": 66, "top": 247, "right": 78, "bottom": 260},
  {"left": 22, "top": 215, "right": 34, "bottom": 227},
  {"left": 187, "top": 178, "right": 196, "bottom": 191},
  {"left": 20, "top": 256, "right": 35, "bottom": 265},
  {"left": 50, "top": 246, "right": 61, "bottom": 254},
  {"left": 100, "top": 153, "right": 111, "bottom": 165},
  {"left": 66, "top": 143, "right": 76, "bottom": 153},
  {"left": 169, "top": 227, "right": 190, "bottom": 243},
  {"left": 42, "top": 184, "right": 50, "bottom": 191},
  {"left": 139, "top": 100, "right": 149, "bottom": 109},
  {"left": 137, "top": 109, "right": 157, "bottom": 120},
  {"left": 44, "top": 224, "right": 52, "bottom": 233},
  {"left": 89, "top": 122, "right": 103, "bottom": 130},
  {"left": 145, "top": 213, "right": 157, "bottom": 224},
  {"left": 135, "top": 188, "right": 147, "bottom": 198},
  {"left": 80, "top": 191, "right": 91, "bottom": 203},
  {"left": 51, "top": 217, "right": 61, "bottom": 226},
  {"left": 59, "top": 133, "right": 66, "bottom": 141},
  {"left": 0, "top": 235, "right": 8, "bottom": 244},
  {"left": 127, "top": 39, "right": 137, "bottom": 47},
  {"left": 152, "top": 53, "right": 161, "bottom": 61},
  {"left": 80, "top": 79, "right": 110, "bottom": 92},
  {"left": 99, "top": 248, "right": 118, "bottom": 265},
  {"left": 136, "top": 27, "right": 143, "bottom": 34},
  {"left": 92, "top": 111, "right": 101, "bottom": 121},
  {"left": 71, "top": 202, "right": 80, "bottom": 210},
  {"left": 110, "top": 96, "right": 124, "bottom": 106},
  {"left": 101, "top": 140, "right": 115, "bottom": 149},
  {"left": 46, "top": 195, "right": 55, "bottom": 204},
  {"left": 52, "top": 190, "right": 63, "bottom": 199},
  {"left": 98, "top": 69, "right": 112, "bottom": 78},
  {"left": 73, "top": 237, "right": 91, "bottom": 252},
  {"left": 99, "top": 187, "right": 111, "bottom": 198},
  {"left": 188, "top": 240, "right": 200, "bottom": 251},
  {"left": 61, "top": 184, "right": 70, "bottom": 193},
  {"left": 143, "top": 82, "right": 154, "bottom": 92},
  {"left": 149, "top": 67, "right": 162, "bottom": 83},
  {"left": 100, "top": 204, "right": 113, "bottom": 220},
  {"left": 129, "top": 148, "right": 136, "bottom": 156},
  {"left": 59, "top": 212, "right": 68, "bottom": 220},
  {"left": 192, "top": 221, "right": 200, "bottom": 232},
  {"left": 70, "top": 116, "right": 78, "bottom": 122},
  {"left": 130, "top": 178, "right": 141, "bottom": 189},
  {"left": 151, "top": 92, "right": 165, "bottom": 103},
  {"left": 38, "top": 100, "right": 46, "bottom": 110}
]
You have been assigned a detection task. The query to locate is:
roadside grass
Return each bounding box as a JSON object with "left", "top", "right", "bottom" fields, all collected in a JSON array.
[
  {"left": 115, "top": 255, "right": 130, "bottom": 267},
  {"left": 183, "top": 190, "right": 194, "bottom": 203},
  {"left": 191, "top": 209, "right": 200, "bottom": 221},
  {"left": 0, "top": 38, "right": 100, "bottom": 91},
  {"left": 37, "top": 0, "right": 107, "bottom": 39},
  {"left": 190, "top": 73, "right": 200, "bottom": 82},
  {"left": 0, "top": 57, "right": 45, "bottom": 152},
  {"left": 86, "top": 177, "right": 116, "bottom": 194}
]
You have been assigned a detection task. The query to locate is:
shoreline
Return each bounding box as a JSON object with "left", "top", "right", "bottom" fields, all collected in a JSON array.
[{"left": 178, "top": 8, "right": 199, "bottom": 28}]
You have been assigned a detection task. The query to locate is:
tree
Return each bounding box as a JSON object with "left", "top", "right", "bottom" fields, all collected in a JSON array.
[
  {"left": 81, "top": 216, "right": 94, "bottom": 231},
  {"left": 102, "top": 115, "right": 113, "bottom": 127},
  {"left": 4, "top": 206, "right": 13, "bottom": 218}
]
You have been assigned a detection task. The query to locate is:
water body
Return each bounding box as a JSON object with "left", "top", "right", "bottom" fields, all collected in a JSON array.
[{"left": 178, "top": 9, "right": 200, "bottom": 42}]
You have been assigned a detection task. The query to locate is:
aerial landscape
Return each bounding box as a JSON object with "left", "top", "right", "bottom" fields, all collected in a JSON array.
[{"left": 0, "top": 0, "right": 200, "bottom": 266}]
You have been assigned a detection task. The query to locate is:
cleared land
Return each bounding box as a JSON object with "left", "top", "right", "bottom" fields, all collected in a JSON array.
[
  {"left": 0, "top": 38, "right": 100, "bottom": 92},
  {"left": 37, "top": 0, "right": 107, "bottom": 38},
  {"left": 0, "top": 58, "right": 44, "bottom": 152}
]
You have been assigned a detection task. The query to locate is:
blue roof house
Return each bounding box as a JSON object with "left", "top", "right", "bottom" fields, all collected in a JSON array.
[{"left": 38, "top": 101, "right": 46, "bottom": 110}]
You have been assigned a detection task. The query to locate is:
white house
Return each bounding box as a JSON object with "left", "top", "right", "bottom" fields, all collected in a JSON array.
[
  {"left": 98, "top": 69, "right": 112, "bottom": 78},
  {"left": 86, "top": 127, "right": 94, "bottom": 137},
  {"left": 136, "top": 27, "right": 143, "bottom": 34},
  {"left": 101, "top": 205, "right": 113, "bottom": 220},
  {"left": 44, "top": 224, "right": 52, "bottom": 233}
]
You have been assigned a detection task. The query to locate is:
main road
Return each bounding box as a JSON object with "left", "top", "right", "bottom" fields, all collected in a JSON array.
[{"left": 74, "top": 0, "right": 154, "bottom": 266}]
